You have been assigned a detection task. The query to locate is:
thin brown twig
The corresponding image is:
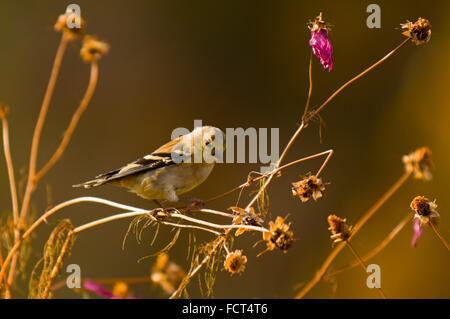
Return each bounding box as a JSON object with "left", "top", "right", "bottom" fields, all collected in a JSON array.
[
  {"left": 345, "top": 241, "right": 387, "bottom": 299},
  {"left": 0, "top": 247, "right": 12, "bottom": 298},
  {"left": 295, "top": 171, "right": 411, "bottom": 298},
  {"left": 169, "top": 236, "right": 225, "bottom": 299},
  {"left": 0, "top": 110, "right": 20, "bottom": 299},
  {"left": 429, "top": 222, "right": 450, "bottom": 251},
  {"left": 305, "top": 38, "right": 410, "bottom": 122},
  {"left": 6, "top": 34, "right": 70, "bottom": 288},
  {"left": 244, "top": 51, "right": 315, "bottom": 209},
  {"left": 246, "top": 39, "right": 410, "bottom": 210},
  {"left": 351, "top": 171, "right": 411, "bottom": 238},
  {"left": 19, "top": 33, "right": 70, "bottom": 230},
  {"left": 0, "top": 107, "right": 19, "bottom": 233},
  {"left": 325, "top": 213, "right": 412, "bottom": 279},
  {"left": 35, "top": 62, "right": 99, "bottom": 182},
  {"left": 301, "top": 52, "right": 313, "bottom": 122},
  {"left": 202, "top": 150, "right": 332, "bottom": 205}
]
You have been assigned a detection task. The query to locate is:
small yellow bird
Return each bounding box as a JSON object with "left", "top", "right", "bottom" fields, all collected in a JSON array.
[{"left": 74, "top": 126, "right": 224, "bottom": 202}]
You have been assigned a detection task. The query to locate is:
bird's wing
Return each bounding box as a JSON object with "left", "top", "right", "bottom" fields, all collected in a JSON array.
[{"left": 74, "top": 135, "right": 189, "bottom": 188}]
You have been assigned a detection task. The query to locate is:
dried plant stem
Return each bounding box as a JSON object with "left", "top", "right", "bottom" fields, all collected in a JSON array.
[
  {"left": 351, "top": 171, "right": 411, "bottom": 238},
  {"left": 72, "top": 211, "right": 223, "bottom": 236},
  {"left": 190, "top": 209, "right": 235, "bottom": 218},
  {"left": 0, "top": 111, "right": 20, "bottom": 296},
  {"left": 73, "top": 209, "right": 269, "bottom": 235},
  {"left": 295, "top": 171, "right": 411, "bottom": 298},
  {"left": 301, "top": 52, "right": 313, "bottom": 122},
  {"left": 6, "top": 34, "right": 70, "bottom": 287},
  {"left": 246, "top": 39, "right": 409, "bottom": 210},
  {"left": 305, "top": 38, "right": 410, "bottom": 122},
  {"left": 0, "top": 249, "right": 12, "bottom": 298},
  {"left": 19, "top": 33, "right": 70, "bottom": 230},
  {"left": 0, "top": 112, "right": 19, "bottom": 232},
  {"left": 35, "top": 62, "right": 99, "bottom": 182},
  {"left": 325, "top": 213, "right": 412, "bottom": 279},
  {"left": 295, "top": 241, "right": 345, "bottom": 299},
  {"left": 244, "top": 52, "right": 315, "bottom": 209},
  {"left": 170, "top": 237, "right": 225, "bottom": 299},
  {"left": 41, "top": 231, "right": 74, "bottom": 299},
  {"left": 345, "top": 241, "right": 387, "bottom": 299},
  {"left": 204, "top": 150, "right": 331, "bottom": 204},
  {"left": 1, "top": 196, "right": 137, "bottom": 286},
  {"left": 0, "top": 196, "right": 267, "bottom": 287},
  {"left": 429, "top": 222, "right": 450, "bottom": 251}
]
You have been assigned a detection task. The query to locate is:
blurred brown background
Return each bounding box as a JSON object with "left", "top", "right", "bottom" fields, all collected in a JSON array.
[{"left": 0, "top": 0, "right": 449, "bottom": 298}]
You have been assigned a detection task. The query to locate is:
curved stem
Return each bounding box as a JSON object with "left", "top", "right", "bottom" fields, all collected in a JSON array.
[
  {"left": 301, "top": 52, "right": 313, "bottom": 122},
  {"left": 325, "top": 213, "right": 412, "bottom": 279},
  {"left": 0, "top": 197, "right": 145, "bottom": 286},
  {"left": 170, "top": 237, "right": 225, "bottom": 299},
  {"left": 0, "top": 113, "right": 19, "bottom": 231},
  {"left": 203, "top": 150, "right": 330, "bottom": 205},
  {"left": 429, "top": 222, "right": 450, "bottom": 251},
  {"left": 345, "top": 241, "right": 387, "bottom": 299},
  {"left": 8, "top": 33, "right": 70, "bottom": 288},
  {"left": 351, "top": 171, "right": 411, "bottom": 238},
  {"left": 295, "top": 171, "right": 411, "bottom": 298},
  {"left": 305, "top": 38, "right": 410, "bottom": 122},
  {"left": 19, "top": 33, "right": 69, "bottom": 230},
  {"left": 35, "top": 62, "right": 99, "bottom": 182}
]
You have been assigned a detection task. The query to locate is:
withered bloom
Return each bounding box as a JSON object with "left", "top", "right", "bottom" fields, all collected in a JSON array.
[
  {"left": 151, "top": 253, "right": 186, "bottom": 295},
  {"left": 291, "top": 175, "right": 325, "bottom": 202},
  {"left": 263, "top": 216, "right": 295, "bottom": 252},
  {"left": 54, "top": 11, "right": 85, "bottom": 39},
  {"left": 401, "top": 18, "right": 431, "bottom": 45},
  {"left": 410, "top": 196, "right": 440, "bottom": 247},
  {"left": 224, "top": 250, "right": 248, "bottom": 275},
  {"left": 308, "top": 13, "right": 333, "bottom": 71},
  {"left": 230, "top": 206, "right": 264, "bottom": 236},
  {"left": 80, "top": 35, "right": 110, "bottom": 63},
  {"left": 403, "top": 147, "right": 433, "bottom": 180},
  {"left": 328, "top": 214, "right": 352, "bottom": 245}
]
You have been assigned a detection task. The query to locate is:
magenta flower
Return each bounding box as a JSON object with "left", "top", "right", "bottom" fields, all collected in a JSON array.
[
  {"left": 411, "top": 218, "right": 423, "bottom": 248},
  {"left": 83, "top": 280, "right": 139, "bottom": 299},
  {"left": 308, "top": 13, "right": 333, "bottom": 72}
]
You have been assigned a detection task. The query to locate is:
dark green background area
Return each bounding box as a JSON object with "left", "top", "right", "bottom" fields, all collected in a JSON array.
[{"left": 0, "top": 0, "right": 448, "bottom": 298}]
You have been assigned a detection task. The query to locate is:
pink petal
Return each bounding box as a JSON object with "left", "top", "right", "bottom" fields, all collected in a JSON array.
[
  {"left": 309, "top": 29, "right": 333, "bottom": 71},
  {"left": 411, "top": 218, "right": 423, "bottom": 248}
]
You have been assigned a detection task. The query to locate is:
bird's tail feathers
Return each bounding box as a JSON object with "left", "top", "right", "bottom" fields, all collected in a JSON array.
[{"left": 72, "top": 178, "right": 108, "bottom": 188}]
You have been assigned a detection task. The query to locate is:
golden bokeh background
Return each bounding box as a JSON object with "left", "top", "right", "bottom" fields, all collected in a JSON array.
[{"left": 0, "top": 0, "right": 448, "bottom": 298}]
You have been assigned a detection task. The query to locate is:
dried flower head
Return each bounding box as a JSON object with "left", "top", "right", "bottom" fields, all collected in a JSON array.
[
  {"left": 112, "top": 281, "right": 129, "bottom": 299},
  {"left": 308, "top": 13, "right": 333, "bottom": 71},
  {"left": 410, "top": 196, "right": 439, "bottom": 224},
  {"left": 403, "top": 147, "right": 433, "bottom": 180},
  {"left": 230, "top": 206, "right": 264, "bottom": 236},
  {"left": 80, "top": 35, "right": 109, "bottom": 63},
  {"left": 410, "top": 196, "right": 440, "bottom": 247},
  {"left": 54, "top": 11, "right": 85, "bottom": 39},
  {"left": 401, "top": 18, "right": 431, "bottom": 45},
  {"left": 263, "top": 216, "right": 295, "bottom": 252},
  {"left": 224, "top": 250, "right": 248, "bottom": 275},
  {"left": 151, "top": 253, "right": 186, "bottom": 295},
  {"left": 291, "top": 175, "right": 325, "bottom": 202},
  {"left": 328, "top": 214, "right": 352, "bottom": 244}
]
